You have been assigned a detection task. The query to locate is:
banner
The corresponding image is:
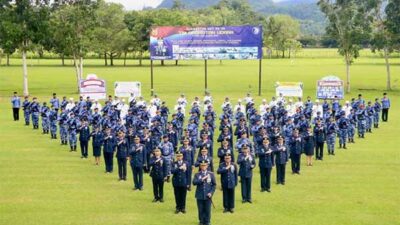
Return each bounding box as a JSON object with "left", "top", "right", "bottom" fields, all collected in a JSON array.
[
  {"left": 317, "top": 76, "right": 344, "bottom": 99},
  {"left": 275, "top": 82, "right": 303, "bottom": 97},
  {"left": 79, "top": 74, "right": 106, "bottom": 100},
  {"left": 114, "top": 82, "right": 141, "bottom": 97},
  {"left": 150, "top": 26, "right": 263, "bottom": 60}
]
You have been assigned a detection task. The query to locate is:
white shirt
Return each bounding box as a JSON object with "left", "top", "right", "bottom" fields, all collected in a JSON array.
[
  {"left": 312, "top": 104, "right": 323, "bottom": 118},
  {"left": 286, "top": 103, "right": 296, "bottom": 116},
  {"left": 294, "top": 101, "right": 304, "bottom": 109},
  {"left": 259, "top": 103, "right": 268, "bottom": 116},
  {"left": 244, "top": 96, "right": 253, "bottom": 104},
  {"left": 148, "top": 104, "right": 157, "bottom": 118},
  {"left": 177, "top": 97, "right": 187, "bottom": 107},
  {"left": 204, "top": 95, "right": 213, "bottom": 104},
  {"left": 174, "top": 104, "right": 185, "bottom": 114},
  {"left": 235, "top": 104, "right": 246, "bottom": 113},
  {"left": 112, "top": 99, "right": 120, "bottom": 106},
  {"left": 150, "top": 98, "right": 161, "bottom": 107},
  {"left": 66, "top": 102, "right": 75, "bottom": 111},
  {"left": 342, "top": 104, "right": 352, "bottom": 117},
  {"left": 137, "top": 100, "right": 146, "bottom": 107},
  {"left": 91, "top": 102, "right": 102, "bottom": 111}
]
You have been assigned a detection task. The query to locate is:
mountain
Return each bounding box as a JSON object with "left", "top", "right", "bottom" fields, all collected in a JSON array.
[{"left": 157, "top": 0, "right": 325, "bottom": 36}]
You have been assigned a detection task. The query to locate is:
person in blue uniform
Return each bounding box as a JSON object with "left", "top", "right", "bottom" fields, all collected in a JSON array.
[
  {"left": 50, "top": 93, "right": 60, "bottom": 113},
  {"left": 289, "top": 129, "right": 302, "bottom": 174},
  {"left": 237, "top": 146, "right": 256, "bottom": 203},
  {"left": 381, "top": 93, "right": 390, "bottom": 122},
  {"left": 49, "top": 106, "right": 58, "bottom": 139},
  {"left": 313, "top": 120, "right": 326, "bottom": 160},
  {"left": 40, "top": 102, "right": 50, "bottom": 134},
  {"left": 116, "top": 131, "right": 128, "bottom": 181},
  {"left": 67, "top": 113, "right": 78, "bottom": 151},
  {"left": 193, "top": 160, "right": 216, "bottom": 225},
  {"left": 347, "top": 109, "right": 357, "bottom": 143},
  {"left": 217, "top": 140, "right": 234, "bottom": 164},
  {"left": 30, "top": 97, "right": 40, "bottom": 129},
  {"left": 22, "top": 96, "right": 30, "bottom": 125},
  {"left": 337, "top": 111, "right": 349, "bottom": 149},
  {"left": 366, "top": 101, "right": 375, "bottom": 133},
  {"left": 150, "top": 148, "right": 167, "bottom": 202},
  {"left": 11, "top": 92, "right": 21, "bottom": 121},
  {"left": 78, "top": 120, "right": 91, "bottom": 158},
  {"left": 158, "top": 135, "right": 174, "bottom": 182},
  {"left": 58, "top": 108, "right": 69, "bottom": 145},
  {"left": 195, "top": 147, "right": 214, "bottom": 172},
  {"left": 257, "top": 138, "right": 274, "bottom": 192},
  {"left": 129, "top": 136, "right": 147, "bottom": 190},
  {"left": 103, "top": 127, "right": 116, "bottom": 173},
  {"left": 373, "top": 98, "right": 381, "bottom": 128},
  {"left": 326, "top": 117, "right": 338, "bottom": 155},
  {"left": 179, "top": 138, "right": 195, "bottom": 191},
  {"left": 356, "top": 105, "right": 367, "bottom": 138},
  {"left": 171, "top": 151, "right": 189, "bottom": 213},
  {"left": 90, "top": 126, "right": 103, "bottom": 165},
  {"left": 303, "top": 126, "right": 315, "bottom": 166},
  {"left": 217, "top": 154, "right": 238, "bottom": 213},
  {"left": 275, "top": 136, "right": 288, "bottom": 185}
]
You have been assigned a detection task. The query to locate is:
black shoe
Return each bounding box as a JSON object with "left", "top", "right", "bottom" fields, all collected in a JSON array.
[
  {"left": 343, "top": 145, "right": 347, "bottom": 149},
  {"left": 175, "top": 209, "right": 180, "bottom": 214},
  {"left": 266, "top": 189, "right": 271, "bottom": 192},
  {"left": 159, "top": 199, "right": 164, "bottom": 203},
  {"left": 247, "top": 200, "right": 252, "bottom": 203},
  {"left": 242, "top": 200, "right": 246, "bottom": 203},
  {"left": 229, "top": 209, "right": 234, "bottom": 213},
  {"left": 223, "top": 209, "right": 229, "bottom": 213},
  {"left": 281, "top": 182, "right": 285, "bottom": 185},
  {"left": 181, "top": 209, "right": 186, "bottom": 214},
  {"left": 152, "top": 199, "right": 158, "bottom": 203},
  {"left": 261, "top": 189, "right": 265, "bottom": 192},
  {"left": 339, "top": 144, "right": 342, "bottom": 149}
]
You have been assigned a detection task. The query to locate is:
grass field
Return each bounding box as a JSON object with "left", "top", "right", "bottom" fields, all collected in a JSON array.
[{"left": 1, "top": 50, "right": 400, "bottom": 225}]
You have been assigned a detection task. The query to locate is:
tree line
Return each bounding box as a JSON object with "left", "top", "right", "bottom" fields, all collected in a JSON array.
[{"left": 0, "top": 0, "right": 398, "bottom": 95}]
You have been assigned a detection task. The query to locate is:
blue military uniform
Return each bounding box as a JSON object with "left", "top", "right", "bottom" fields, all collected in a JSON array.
[
  {"left": 171, "top": 157, "right": 189, "bottom": 212},
  {"left": 67, "top": 115, "right": 78, "bottom": 151},
  {"left": 149, "top": 155, "right": 168, "bottom": 202},
  {"left": 289, "top": 134, "right": 302, "bottom": 174},
  {"left": 158, "top": 139, "right": 174, "bottom": 180},
  {"left": 193, "top": 169, "right": 216, "bottom": 225},
  {"left": 49, "top": 108, "right": 58, "bottom": 139},
  {"left": 257, "top": 143, "right": 274, "bottom": 191},
  {"left": 129, "top": 141, "right": 147, "bottom": 190},
  {"left": 58, "top": 110, "right": 69, "bottom": 145},
  {"left": 237, "top": 152, "right": 256, "bottom": 202},
  {"left": 217, "top": 160, "right": 238, "bottom": 212},
  {"left": 275, "top": 143, "right": 289, "bottom": 184},
  {"left": 116, "top": 137, "right": 129, "bottom": 180},
  {"left": 90, "top": 129, "right": 103, "bottom": 157},
  {"left": 337, "top": 112, "right": 349, "bottom": 149},
  {"left": 326, "top": 120, "right": 338, "bottom": 155},
  {"left": 373, "top": 99, "right": 381, "bottom": 128},
  {"left": 356, "top": 108, "right": 367, "bottom": 138},
  {"left": 313, "top": 123, "right": 326, "bottom": 160},
  {"left": 103, "top": 133, "right": 116, "bottom": 173},
  {"left": 22, "top": 99, "right": 30, "bottom": 125},
  {"left": 78, "top": 123, "right": 90, "bottom": 158},
  {"left": 40, "top": 104, "right": 50, "bottom": 134}
]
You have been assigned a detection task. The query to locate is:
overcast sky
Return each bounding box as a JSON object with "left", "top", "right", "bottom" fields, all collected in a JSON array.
[
  {"left": 106, "top": 0, "right": 284, "bottom": 11},
  {"left": 105, "top": 0, "right": 163, "bottom": 10}
]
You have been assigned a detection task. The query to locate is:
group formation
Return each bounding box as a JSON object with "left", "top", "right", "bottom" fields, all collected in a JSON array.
[{"left": 10, "top": 91, "right": 391, "bottom": 225}]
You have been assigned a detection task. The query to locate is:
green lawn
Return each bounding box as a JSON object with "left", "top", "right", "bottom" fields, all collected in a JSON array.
[{"left": 0, "top": 52, "right": 400, "bottom": 225}]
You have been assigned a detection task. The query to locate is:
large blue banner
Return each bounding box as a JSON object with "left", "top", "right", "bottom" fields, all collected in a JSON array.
[{"left": 150, "top": 26, "right": 263, "bottom": 60}]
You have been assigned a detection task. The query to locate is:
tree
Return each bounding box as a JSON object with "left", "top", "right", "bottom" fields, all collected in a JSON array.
[
  {"left": 319, "top": 0, "right": 373, "bottom": 93},
  {"left": 0, "top": 0, "right": 51, "bottom": 96},
  {"left": 93, "top": 0, "right": 126, "bottom": 66},
  {"left": 124, "top": 11, "right": 154, "bottom": 66},
  {"left": 265, "top": 14, "right": 300, "bottom": 58},
  {"left": 0, "top": 4, "right": 19, "bottom": 66},
  {"left": 49, "top": 0, "right": 97, "bottom": 91}
]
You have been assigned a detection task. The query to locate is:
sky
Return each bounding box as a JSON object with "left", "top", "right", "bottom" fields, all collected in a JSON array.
[
  {"left": 106, "top": 0, "right": 163, "bottom": 10},
  {"left": 106, "top": 0, "right": 283, "bottom": 11}
]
